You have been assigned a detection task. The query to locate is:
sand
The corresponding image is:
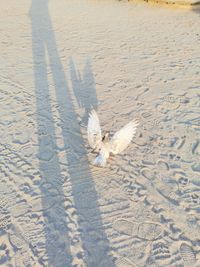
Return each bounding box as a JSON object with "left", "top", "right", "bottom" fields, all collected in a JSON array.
[{"left": 0, "top": 0, "right": 200, "bottom": 266}]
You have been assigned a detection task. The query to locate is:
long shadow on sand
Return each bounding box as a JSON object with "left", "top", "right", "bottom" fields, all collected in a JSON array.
[{"left": 30, "top": 1, "right": 115, "bottom": 266}]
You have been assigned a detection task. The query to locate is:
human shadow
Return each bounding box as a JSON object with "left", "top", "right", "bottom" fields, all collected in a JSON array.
[
  {"left": 69, "top": 57, "right": 98, "bottom": 125},
  {"left": 30, "top": 1, "right": 115, "bottom": 266},
  {"left": 192, "top": 4, "right": 200, "bottom": 14}
]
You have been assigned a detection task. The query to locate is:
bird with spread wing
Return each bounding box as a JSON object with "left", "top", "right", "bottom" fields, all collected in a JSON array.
[{"left": 87, "top": 110, "right": 139, "bottom": 167}]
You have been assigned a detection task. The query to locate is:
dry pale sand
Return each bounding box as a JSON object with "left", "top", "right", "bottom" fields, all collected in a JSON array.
[{"left": 0, "top": 0, "right": 200, "bottom": 266}]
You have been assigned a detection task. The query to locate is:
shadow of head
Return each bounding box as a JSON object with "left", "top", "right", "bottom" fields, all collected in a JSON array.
[{"left": 69, "top": 57, "right": 98, "bottom": 125}]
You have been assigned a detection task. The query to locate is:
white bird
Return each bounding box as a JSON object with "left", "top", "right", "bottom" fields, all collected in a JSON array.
[{"left": 87, "top": 110, "right": 139, "bottom": 167}]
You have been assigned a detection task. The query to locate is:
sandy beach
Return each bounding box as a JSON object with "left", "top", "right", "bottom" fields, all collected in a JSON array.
[{"left": 0, "top": 0, "right": 200, "bottom": 266}]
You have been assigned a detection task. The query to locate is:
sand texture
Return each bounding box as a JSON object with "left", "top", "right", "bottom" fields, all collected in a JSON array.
[{"left": 0, "top": 0, "right": 200, "bottom": 266}]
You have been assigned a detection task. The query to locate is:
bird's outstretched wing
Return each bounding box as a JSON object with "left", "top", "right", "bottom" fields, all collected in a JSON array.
[
  {"left": 109, "top": 119, "right": 139, "bottom": 155},
  {"left": 87, "top": 109, "right": 102, "bottom": 150}
]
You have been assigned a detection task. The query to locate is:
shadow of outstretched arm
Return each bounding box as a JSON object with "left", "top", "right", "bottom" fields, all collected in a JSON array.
[{"left": 69, "top": 57, "right": 98, "bottom": 126}]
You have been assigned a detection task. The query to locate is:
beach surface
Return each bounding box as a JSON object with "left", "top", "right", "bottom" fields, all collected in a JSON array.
[{"left": 0, "top": 0, "right": 200, "bottom": 266}]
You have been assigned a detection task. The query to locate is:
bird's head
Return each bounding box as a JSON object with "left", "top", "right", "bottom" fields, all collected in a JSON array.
[{"left": 102, "top": 132, "right": 110, "bottom": 143}]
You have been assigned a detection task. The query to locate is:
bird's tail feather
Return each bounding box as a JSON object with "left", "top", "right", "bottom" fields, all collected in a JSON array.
[{"left": 94, "top": 153, "right": 107, "bottom": 167}]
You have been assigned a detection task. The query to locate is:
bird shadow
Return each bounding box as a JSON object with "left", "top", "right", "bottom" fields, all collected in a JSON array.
[{"left": 29, "top": 0, "right": 115, "bottom": 266}]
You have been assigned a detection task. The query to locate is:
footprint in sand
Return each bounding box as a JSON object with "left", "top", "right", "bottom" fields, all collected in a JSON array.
[
  {"left": 181, "top": 190, "right": 200, "bottom": 210},
  {"left": 115, "top": 256, "right": 138, "bottom": 267},
  {"left": 141, "top": 110, "right": 153, "bottom": 119},
  {"left": 179, "top": 242, "right": 196, "bottom": 267},
  {"left": 156, "top": 100, "right": 180, "bottom": 114},
  {"left": 163, "top": 95, "right": 181, "bottom": 110},
  {"left": 150, "top": 240, "right": 171, "bottom": 263},
  {"left": 177, "top": 176, "right": 190, "bottom": 192},
  {"left": 156, "top": 184, "right": 180, "bottom": 205},
  {"left": 192, "top": 140, "right": 200, "bottom": 156},
  {"left": 9, "top": 231, "right": 27, "bottom": 250},
  {"left": 30, "top": 195, "right": 57, "bottom": 212},
  {"left": 137, "top": 222, "right": 164, "bottom": 241},
  {"left": 113, "top": 219, "right": 163, "bottom": 241},
  {"left": 9, "top": 201, "right": 30, "bottom": 218},
  {"left": 37, "top": 149, "right": 55, "bottom": 161},
  {"left": 141, "top": 167, "right": 157, "bottom": 181},
  {"left": 0, "top": 213, "right": 11, "bottom": 232},
  {"left": 14, "top": 249, "right": 30, "bottom": 267},
  {"left": 157, "top": 160, "right": 169, "bottom": 172},
  {"left": 0, "top": 242, "right": 9, "bottom": 265},
  {"left": 142, "top": 119, "right": 161, "bottom": 131},
  {"left": 113, "top": 219, "right": 136, "bottom": 236},
  {"left": 192, "top": 162, "right": 200, "bottom": 173}
]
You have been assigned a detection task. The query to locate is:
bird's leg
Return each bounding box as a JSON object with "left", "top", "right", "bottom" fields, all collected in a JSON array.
[
  {"left": 91, "top": 148, "right": 96, "bottom": 153},
  {"left": 91, "top": 147, "right": 99, "bottom": 153},
  {"left": 108, "top": 155, "right": 115, "bottom": 162}
]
